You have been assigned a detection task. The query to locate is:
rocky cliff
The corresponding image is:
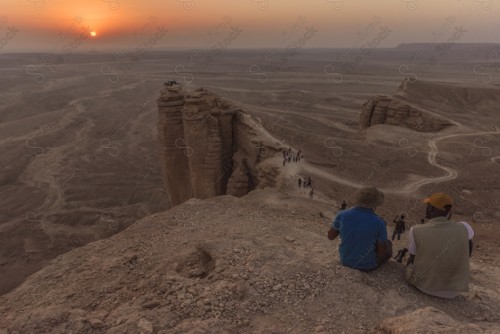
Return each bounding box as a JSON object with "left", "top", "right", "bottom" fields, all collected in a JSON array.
[
  {"left": 157, "top": 85, "right": 283, "bottom": 207},
  {"left": 359, "top": 94, "right": 453, "bottom": 132},
  {"left": 397, "top": 77, "right": 500, "bottom": 111}
]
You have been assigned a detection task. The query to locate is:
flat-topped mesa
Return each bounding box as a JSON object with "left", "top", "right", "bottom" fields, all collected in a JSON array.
[
  {"left": 397, "top": 77, "right": 500, "bottom": 108},
  {"left": 157, "top": 85, "right": 282, "bottom": 207},
  {"left": 359, "top": 94, "right": 453, "bottom": 132}
]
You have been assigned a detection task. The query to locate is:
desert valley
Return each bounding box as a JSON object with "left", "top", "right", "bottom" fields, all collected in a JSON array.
[{"left": 0, "top": 41, "right": 499, "bottom": 333}]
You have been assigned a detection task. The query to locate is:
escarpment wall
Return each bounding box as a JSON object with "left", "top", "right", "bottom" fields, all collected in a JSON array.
[
  {"left": 157, "top": 85, "right": 282, "bottom": 207},
  {"left": 360, "top": 95, "right": 453, "bottom": 132}
]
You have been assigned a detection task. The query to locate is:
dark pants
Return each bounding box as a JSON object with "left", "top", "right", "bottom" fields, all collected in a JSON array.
[
  {"left": 392, "top": 230, "right": 401, "bottom": 241},
  {"left": 355, "top": 240, "right": 393, "bottom": 272},
  {"left": 377, "top": 240, "right": 393, "bottom": 266}
]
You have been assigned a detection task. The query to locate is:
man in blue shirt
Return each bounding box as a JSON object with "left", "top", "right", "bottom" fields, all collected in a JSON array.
[{"left": 328, "top": 187, "right": 392, "bottom": 271}]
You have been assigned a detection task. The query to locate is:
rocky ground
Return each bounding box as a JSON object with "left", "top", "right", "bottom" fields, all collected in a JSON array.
[{"left": 1, "top": 193, "right": 499, "bottom": 333}]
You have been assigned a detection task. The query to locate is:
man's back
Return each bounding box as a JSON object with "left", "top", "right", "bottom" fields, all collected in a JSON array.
[
  {"left": 333, "top": 207, "right": 387, "bottom": 271},
  {"left": 406, "top": 217, "right": 471, "bottom": 296}
]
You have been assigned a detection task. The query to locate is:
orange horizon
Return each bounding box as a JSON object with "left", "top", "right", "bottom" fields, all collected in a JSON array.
[{"left": 1, "top": 0, "right": 499, "bottom": 50}]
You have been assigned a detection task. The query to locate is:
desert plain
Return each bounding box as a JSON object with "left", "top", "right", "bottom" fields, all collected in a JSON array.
[{"left": 0, "top": 44, "right": 499, "bottom": 333}]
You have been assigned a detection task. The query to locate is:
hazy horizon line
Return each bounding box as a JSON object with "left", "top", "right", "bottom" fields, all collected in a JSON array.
[{"left": 2, "top": 42, "right": 500, "bottom": 55}]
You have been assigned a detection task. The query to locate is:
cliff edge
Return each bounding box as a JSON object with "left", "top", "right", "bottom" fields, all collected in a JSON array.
[
  {"left": 157, "top": 85, "right": 284, "bottom": 207},
  {"left": 0, "top": 195, "right": 499, "bottom": 333}
]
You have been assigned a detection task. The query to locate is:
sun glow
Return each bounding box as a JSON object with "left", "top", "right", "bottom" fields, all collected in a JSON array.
[{"left": 90, "top": 31, "right": 97, "bottom": 37}]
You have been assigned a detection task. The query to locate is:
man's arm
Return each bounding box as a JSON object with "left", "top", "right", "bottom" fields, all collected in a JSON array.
[
  {"left": 407, "top": 227, "right": 416, "bottom": 266},
  {"left": 461, "top": 222, "right": 474, "bottom": 257},
  {"left": 329, "top": 213, "right": 343, "bottom": 240},
  {"left": 328, "top": 227, "right": 339, "bottom": 240}
]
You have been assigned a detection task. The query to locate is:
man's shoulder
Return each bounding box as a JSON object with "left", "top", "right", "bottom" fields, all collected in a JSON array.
[
  {"left": 338, "top": 207, "right": 359, "bottom": 217},
  {"left": 335, "top": 209, "right": 347, "bottom": 219},
  {"left": 439, "top": 219, "right": 472, "bottom": 231},
  {"left": 415, "top": 219, "right": 473, "bottom": 235},
  {"left": 454, "top": 221, "right": 475, "bottom": 239},
  {"left": 411, "top": 223, "right": 431, "bottom": 236},
  {"left": 413, "top": 223, "right": 427, "bottom": 230},
  {"left": 372, "top": 213, "right": 386, "bottom": 225}
]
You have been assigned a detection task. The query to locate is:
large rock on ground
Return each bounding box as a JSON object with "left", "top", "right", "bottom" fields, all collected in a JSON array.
[
  {"left": 157, "top": 85, "right": 283, "bottom": 207},
  {"left": 360, "top": 95, "right": 453, "bottom": 132}
]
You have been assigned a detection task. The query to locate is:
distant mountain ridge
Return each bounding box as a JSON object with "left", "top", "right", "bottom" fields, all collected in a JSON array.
[{"left": 396, "top": 43, "right": 500, "bottom": 50}]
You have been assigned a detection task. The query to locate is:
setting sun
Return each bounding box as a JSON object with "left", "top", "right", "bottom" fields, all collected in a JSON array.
[{"left": 90, "top": 31, "right": 97, "bottom": 37}]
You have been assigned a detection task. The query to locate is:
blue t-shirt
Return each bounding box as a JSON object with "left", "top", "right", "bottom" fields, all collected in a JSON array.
[{"left": 332, "top": 207, "right": 388, "bottom": 271}]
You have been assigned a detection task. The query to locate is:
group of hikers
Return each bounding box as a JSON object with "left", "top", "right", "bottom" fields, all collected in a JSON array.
[
  {"left": 298, "top": 176, "right": 312, "bottom": 188},
  {"left": 297, "top": 176, "right": 314, "bottom": 199},
  {"left": 282, "top": 148, "right": 314, "bottom": 199},
  {"left": 328, "top": 187, "right": 474, "bottom": 299},
  {"left": 283, "top": 148, "right": 302, "bottom": 166}
]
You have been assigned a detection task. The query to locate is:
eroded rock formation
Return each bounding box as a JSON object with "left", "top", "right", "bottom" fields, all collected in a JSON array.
[
  {"left": 397, "top": 77, "right": 500, "bottom": 110},
  {"left": 360, "top": 94, "right": 453, "bottom": 132},
  {"left": 157, "top": 85, "right": 282, "bottom": 207}
]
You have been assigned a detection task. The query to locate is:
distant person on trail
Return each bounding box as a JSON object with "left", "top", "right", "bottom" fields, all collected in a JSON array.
[
  {"left": 405, "top": 193, "right": 474, "bottom": 299},
  {"left": 340, "top": 200, "right": 347, "bottom": 211},
  {"left": 328, "top": 186, "right": 392, "bottom": 271},
  {"left": 392, "top": 214, "right": 406, "bottom": 241},
  {"left": 420, "top": 218, "right": 425, "bottom": 224},
  {"left": 298, "top": 178, "right": 302, "bottom": 188},
  {"left": 309, "top": 188, "right": 314, "bottom": 199},
  {"left": 307, "top": 176, "right": 312, "bottom": 188}
]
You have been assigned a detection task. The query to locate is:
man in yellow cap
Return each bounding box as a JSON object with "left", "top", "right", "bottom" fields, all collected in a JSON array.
[{"left": 405, "top": 192, "right": 474, "bottom": 298}]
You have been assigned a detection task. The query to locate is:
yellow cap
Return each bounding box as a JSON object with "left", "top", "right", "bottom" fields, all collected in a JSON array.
[{"left": 423, "top": 193, "right": 453, "bottom": 210}]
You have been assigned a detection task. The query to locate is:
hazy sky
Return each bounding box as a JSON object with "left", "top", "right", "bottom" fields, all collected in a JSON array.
[{"left": 1, "top": 0, "right": 499, "bottom": 52}]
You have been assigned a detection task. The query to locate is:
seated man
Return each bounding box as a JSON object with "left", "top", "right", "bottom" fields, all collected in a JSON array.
[
  {"left": 328, "top": 186, "right": 392, "bottom": 271},
  {"left": 406, "top": 193, "right": 474, "bottom": 298}
]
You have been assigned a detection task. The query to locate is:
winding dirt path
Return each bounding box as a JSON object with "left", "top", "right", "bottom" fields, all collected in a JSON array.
[
  {"left": 274, "top": 129, "right": 499, "bottom": 196},
  {"left": 395, "top": 131, "right": 499, "bottom": 194}
]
